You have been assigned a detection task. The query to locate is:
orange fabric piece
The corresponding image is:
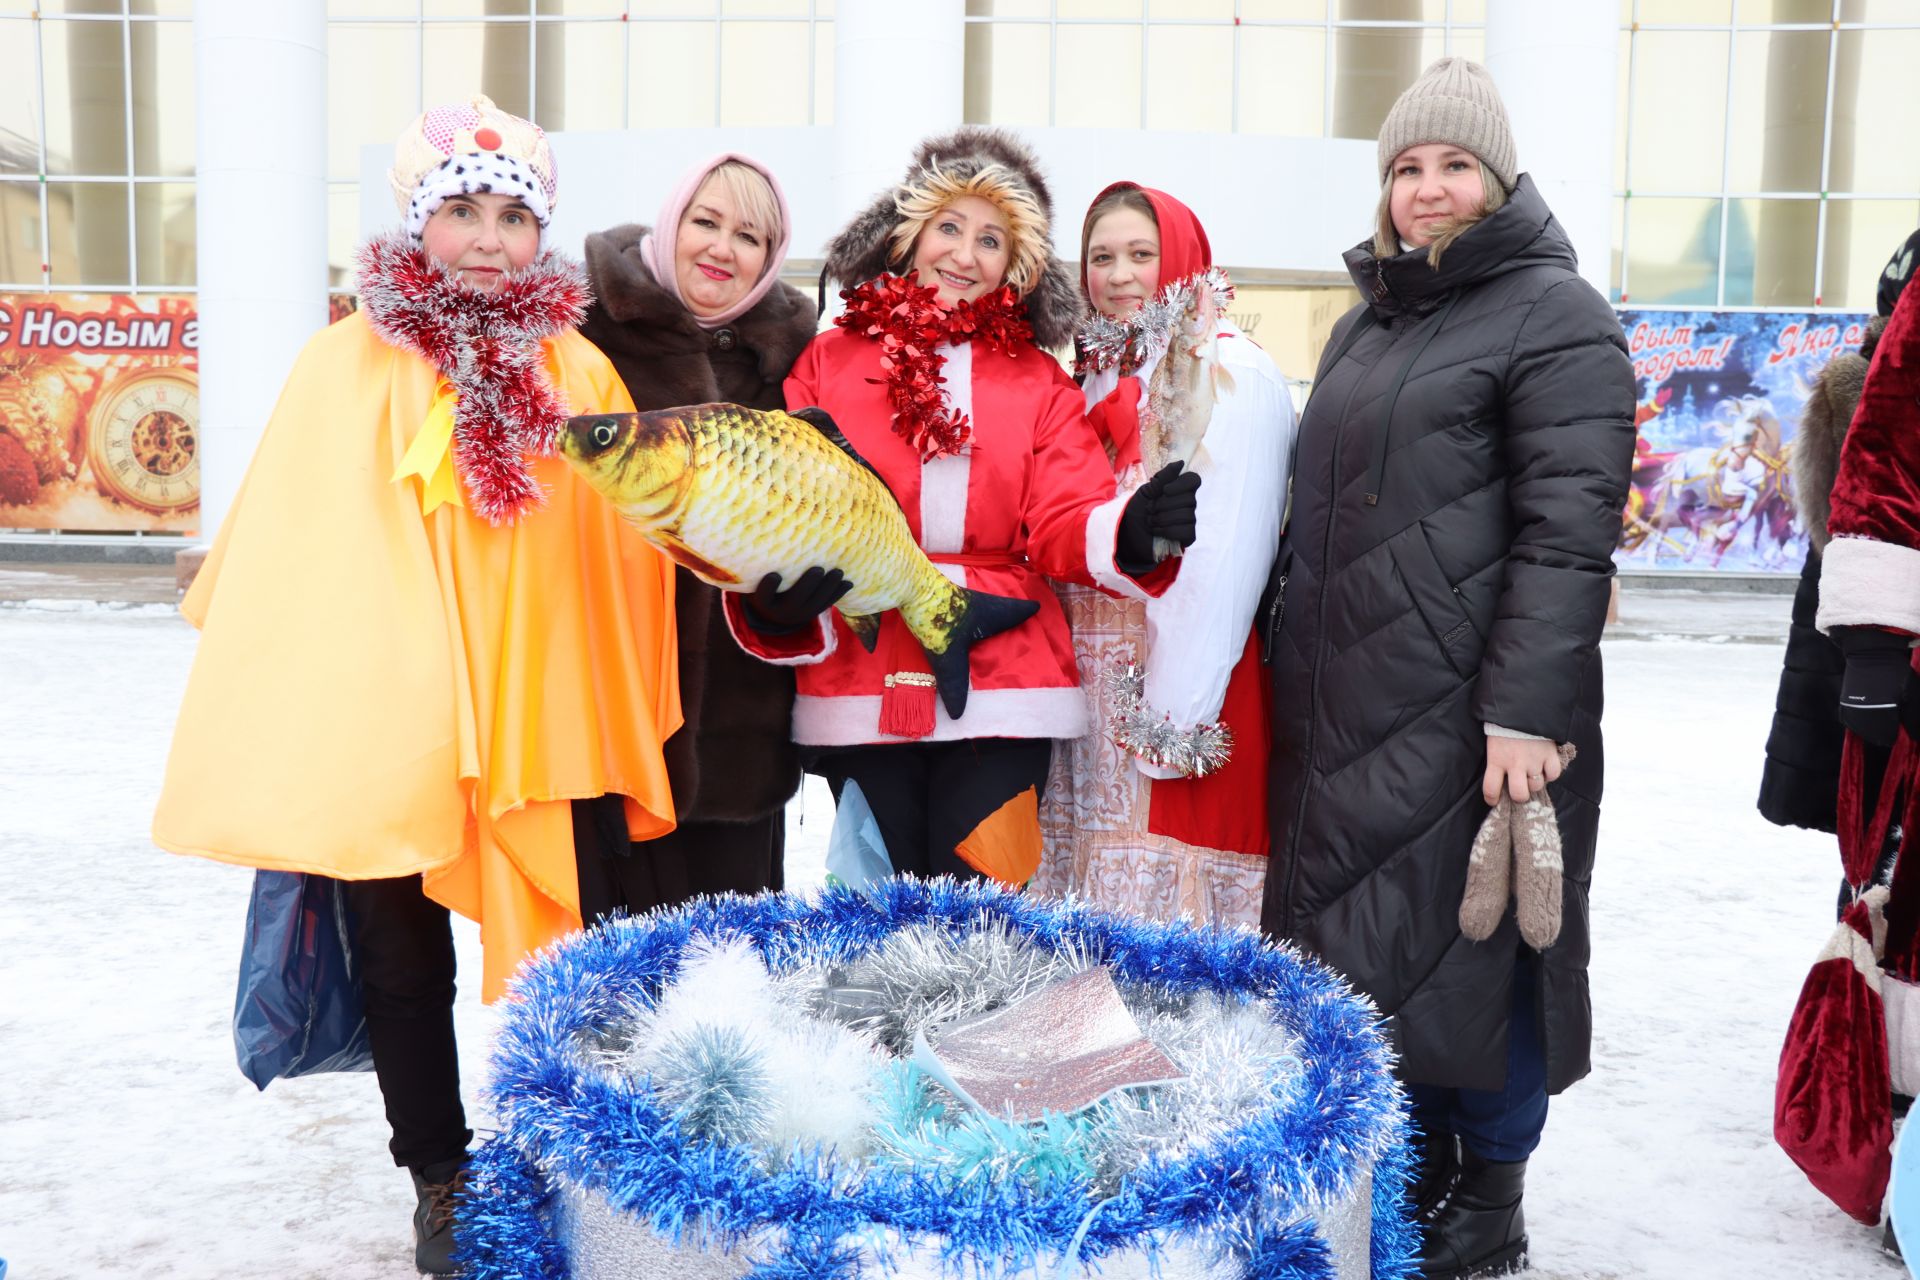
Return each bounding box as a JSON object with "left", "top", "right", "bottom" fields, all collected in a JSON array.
[
  {"left": 954, "top": 784, "right": 1044, "bottom": 887},
  {"left": 153, "top": 312, "right": 680, "bottom": 1001}
]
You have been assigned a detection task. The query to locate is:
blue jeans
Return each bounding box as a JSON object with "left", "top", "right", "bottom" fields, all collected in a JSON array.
[{"left": 1405, "top": 955, "right": 1548, "bottom": 1163}]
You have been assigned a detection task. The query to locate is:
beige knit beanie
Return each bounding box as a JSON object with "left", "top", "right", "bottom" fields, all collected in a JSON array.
[{"left": 1377, "top": 57, "right": 1516, "bottom": 190}]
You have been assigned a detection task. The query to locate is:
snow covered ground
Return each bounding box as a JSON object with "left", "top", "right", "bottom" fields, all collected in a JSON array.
[{"left": 0, "top": 598, "right": 1902, "bottom": 1279}]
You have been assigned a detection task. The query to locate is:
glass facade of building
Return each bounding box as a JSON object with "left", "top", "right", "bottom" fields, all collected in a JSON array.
[{"left": 0, "top": 0, "right": 1912, "bottom": 311}]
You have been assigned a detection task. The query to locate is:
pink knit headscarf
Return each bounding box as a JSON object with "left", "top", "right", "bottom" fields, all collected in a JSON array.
[{"left": 638, "top": 152, "right": 794, "bottom": 330}]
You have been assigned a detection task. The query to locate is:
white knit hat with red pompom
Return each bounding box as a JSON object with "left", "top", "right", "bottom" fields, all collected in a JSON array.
[{"left": 388, "top": 95, "right": 558, "bottom": 241}]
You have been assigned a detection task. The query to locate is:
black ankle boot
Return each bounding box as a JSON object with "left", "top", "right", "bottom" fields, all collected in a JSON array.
[
  {"left": 1411, "top": 1129, "right": 1460, "bottom": 1221},
  {"left": 1418, "top": 1146, "right": 1528, "bottom": 1279},
  {"left": 410, "top": 1157, "right": 469, "bottom": 1276}
]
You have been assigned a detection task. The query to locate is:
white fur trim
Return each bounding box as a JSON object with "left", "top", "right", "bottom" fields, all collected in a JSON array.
[
  {"left": 722, "top": 592, "right": 837, "bottom": 667},
  {"left": 405, "top": 153, "right": 552, "bottom": 239},
  {"left": 1085, "top": 490, "right": 1158, "bottom": 602},
  {"left": 922, "top": 345, "right": 973, "bottom": 555},
  {"left": 1817, "top": 536, "right": 1920, "bottom": 636},
  {"left": 792, "top": 686, "right": 1088, "bottom": 746}
]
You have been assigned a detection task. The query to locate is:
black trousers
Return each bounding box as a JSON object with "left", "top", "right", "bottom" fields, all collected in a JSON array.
[
  {"left": 338, "top": 875, "right": 472, "bottom": 1172},
  {"left": 810, "top": 737, "right": 1052, "bottom": 880},
  {"left": 572, "top": 799, "right": 787, "bottom": 924}
]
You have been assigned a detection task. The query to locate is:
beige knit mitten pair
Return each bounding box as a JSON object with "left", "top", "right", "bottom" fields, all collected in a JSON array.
[{"left": 1459, "top": 743, "right": 1577, "bottom": 949}]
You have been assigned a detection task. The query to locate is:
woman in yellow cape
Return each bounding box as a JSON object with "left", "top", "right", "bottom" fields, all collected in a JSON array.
[{"left": 151, "top": 96, "right": 678, "bottom": 1274}]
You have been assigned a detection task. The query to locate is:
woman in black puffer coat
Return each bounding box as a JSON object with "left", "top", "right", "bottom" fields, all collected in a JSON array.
[
  {"left": 570, "top": 153, "right": 819, "bottom": 919},
  {"left": 1258, "top": 59, "right": 1634, "bottom": 1280}
]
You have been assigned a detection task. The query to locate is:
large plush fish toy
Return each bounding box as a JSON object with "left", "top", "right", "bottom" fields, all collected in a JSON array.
[{"left": 559, "top": 404, "right": 1038, "bottom": 720}]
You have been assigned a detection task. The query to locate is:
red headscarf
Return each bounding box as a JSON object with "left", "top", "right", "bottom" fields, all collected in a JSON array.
[{"left": 1081, "top": 182, "right": 1214, "bottom": 471}]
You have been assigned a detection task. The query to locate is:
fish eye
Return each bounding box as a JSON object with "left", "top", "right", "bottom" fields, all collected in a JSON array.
[{"left": 592, "top": 420, "right": 617, "bottom": 449}]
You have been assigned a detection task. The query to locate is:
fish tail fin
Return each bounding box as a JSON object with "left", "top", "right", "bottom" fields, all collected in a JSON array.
[
  {"left": 843, "top": 611, "right": 882, "bottom": 653},
  {"left": 915, "top": 588, "right": 1040, "bottom": 720}
]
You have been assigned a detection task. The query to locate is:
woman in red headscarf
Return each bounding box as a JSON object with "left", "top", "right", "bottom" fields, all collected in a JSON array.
[{"left": 1036, "top": 183, "right": 1296, "bottom": 928}]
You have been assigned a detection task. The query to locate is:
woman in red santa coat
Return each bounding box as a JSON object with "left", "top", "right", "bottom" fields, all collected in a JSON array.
[
  {"left": 1035, "top": 182, "right": 1295, "bottom": 928},
  {"left": 727, "top": 126, "right": 1198, "bottom": 884}
]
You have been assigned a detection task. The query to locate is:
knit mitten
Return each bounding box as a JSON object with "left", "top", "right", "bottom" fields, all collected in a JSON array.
[{"left": 1459, "top": 743, "right": 1578, "bottom": 947}]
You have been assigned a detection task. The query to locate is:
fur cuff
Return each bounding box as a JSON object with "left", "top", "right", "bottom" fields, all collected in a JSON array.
[
  {"left": 1817, "top": 537, "right": 1920, "bottom": 636},
  {"left": 722, "top": 592, "right": 836, "bottom": 666}
]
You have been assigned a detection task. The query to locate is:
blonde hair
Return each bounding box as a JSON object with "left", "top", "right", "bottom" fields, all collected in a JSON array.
[
  {"left": 886, "top": 161, "right": 1049, "bottom": 295},
  {"left": 1373, "top": 159, "right": 1508, "bottom": 269},
  {"left": 700, "top": 160, "right": 784, "bottom": 263}
]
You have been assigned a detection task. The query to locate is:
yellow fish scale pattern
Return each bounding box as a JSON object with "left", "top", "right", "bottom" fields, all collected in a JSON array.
[{"left": 675, "top": 407, "right": 963, "bottom": 640}]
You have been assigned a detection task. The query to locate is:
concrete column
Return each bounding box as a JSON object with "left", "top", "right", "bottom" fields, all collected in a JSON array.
[
  {"left": 1484, "top": 0, "right": 1618, "bottom": 296},
  {"left": 192, "top": 0, "right": 327, "bottom": 545},
  {"left": 832, "top": 0, "right": 964, "bottom": 238}
]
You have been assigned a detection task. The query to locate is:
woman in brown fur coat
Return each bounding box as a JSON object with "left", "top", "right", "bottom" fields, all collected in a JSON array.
[{"left": 571, "top": 154, "right": 820, "bottom": 917}]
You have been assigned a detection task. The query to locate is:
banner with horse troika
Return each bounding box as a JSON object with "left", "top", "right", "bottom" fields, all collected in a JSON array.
[{"left": 1616, "top": 308, "right": 1873, "bottom": 575}]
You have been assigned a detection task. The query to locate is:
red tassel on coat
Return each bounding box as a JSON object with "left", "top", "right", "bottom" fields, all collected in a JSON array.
[{"left": 876, "top": 615, "right": 937, "bottom": 739}]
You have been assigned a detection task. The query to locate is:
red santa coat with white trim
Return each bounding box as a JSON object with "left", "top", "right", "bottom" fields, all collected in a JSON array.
[
  {"left": 726, "top": 325, "right": 1166, "bottom": 746},
  {"left": 1819, "top": 279, "right": 1920, "bottom": 635}
]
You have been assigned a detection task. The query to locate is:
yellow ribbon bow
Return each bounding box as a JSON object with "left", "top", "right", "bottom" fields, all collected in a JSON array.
[{"left": 392, "top": 380, "right": 466, "bottom": 514}]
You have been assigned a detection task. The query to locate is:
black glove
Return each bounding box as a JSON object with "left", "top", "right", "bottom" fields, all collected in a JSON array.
[
  {"left": 1116, "top": 462, "right": 1203, "bottom": 575},
  {"left": 740, "top": 566, "right": 852, "bottom": 635},
  {"left": 1835, "top": 626, "right": 1913, "bottom": 747}
]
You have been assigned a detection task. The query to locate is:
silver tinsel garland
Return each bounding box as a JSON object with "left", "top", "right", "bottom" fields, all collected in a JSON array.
[
  {"left": 1101, "top": 661, "right": 1234, "bottom": 778},
  {"left": 1077, "top": 266, "right": 1236, "bottom": 377}
]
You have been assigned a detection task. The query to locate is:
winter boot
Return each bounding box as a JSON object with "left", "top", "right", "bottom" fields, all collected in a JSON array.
[
  {"left": 1412, "top": 1129, "right": 1460, "bottom": 1222},
  {"left": 410, "top": 1157, "right": 469, "bottom": 1276},
  {"left": 1417, "top": 1147, "right": 1528, "bottom": 1279}
]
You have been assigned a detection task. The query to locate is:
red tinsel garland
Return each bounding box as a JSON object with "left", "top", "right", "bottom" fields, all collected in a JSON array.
[{"left": 835, "top": 275, "right": 1033, "bottom": 460}]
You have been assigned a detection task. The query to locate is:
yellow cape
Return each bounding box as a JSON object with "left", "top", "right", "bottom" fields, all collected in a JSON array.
[{"left": 153, "top": 311, "right": 680, "bottom": 1000}]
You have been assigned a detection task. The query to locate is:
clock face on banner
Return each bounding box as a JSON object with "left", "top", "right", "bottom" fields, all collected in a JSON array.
[{"left": 87, "top": 366, "right": 199, "bottom": 514}]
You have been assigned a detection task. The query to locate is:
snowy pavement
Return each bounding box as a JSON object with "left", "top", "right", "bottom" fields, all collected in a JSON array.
[{"left": 0, "top": 596, "right": 1900, "bottom": 1279}]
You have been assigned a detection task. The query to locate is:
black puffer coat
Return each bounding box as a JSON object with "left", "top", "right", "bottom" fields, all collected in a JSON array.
[
  {"left": 579, "top": 224, "right": 819, "bottom": 823},
  {"left": 1259, "top": 176, "right": 1635, "bottom": 1094}
]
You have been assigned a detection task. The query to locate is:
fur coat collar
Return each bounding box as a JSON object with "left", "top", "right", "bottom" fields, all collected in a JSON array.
[{"left": 1797, "top": 314, "right": 1888, "bottom": 551}]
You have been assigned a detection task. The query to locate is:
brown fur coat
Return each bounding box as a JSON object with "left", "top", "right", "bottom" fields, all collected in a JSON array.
[
  {"left": 580, "top": 224, "right": 820, "bottom": 822},
  {"left": 1797, "top": 314, "right": 1887, "bottom": 550}
]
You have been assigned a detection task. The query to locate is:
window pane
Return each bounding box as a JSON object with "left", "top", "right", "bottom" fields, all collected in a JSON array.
[
  {"left": 330, "top": 0, "right": 417, "bottom": 13},
  {"left": 422, "top": 22, "right": 545, "bottom": 122},
  {"left": 1824, "top": 199, "right": 1920, "bottom": 312},
  {"left": 422, "top": 0, "right": 517, "bottom": 16},
  {"left": 814, "top": 19, "right": 834, "bottom": 126},
  {"left": 1624, "top": 196, "right": 1722, "bottom": 305},
  {"left": 1238, "top": 26, "right": 1325, "bottom": 138},
  {"left": 1452, "top": 0, "right": 1485, "bottom": 18},
  {"left": 631, "top": 23, "right": 716, "bottom": 127},
  {"left": 541, "top": 0, "right": 627, "bottom": 13},
  {"left": 0, "top": 182, "right": 44, "bottom": 283},
  {"left": 134, "top": 180, "right": 192, "bottom": 288},
  {"left": 967, "top": 0, "right": 1049, "bottom": 16},
  {"left": 1329, "top": 26, "right": 1448, "bottom": 141},
  {"left": 0, "top": 20, "right": 39, "bottom": 175},
  {"left": 1611, "top": 196, "right": 1626, "bottom": 302},
  {"left": 722, "top": 0, "right": 809, "bottom": 12},
  {"left": 533, "top": 18, "right": 627, "bottom": 131},
  {"left": 963, "top": 20, "right": 1049, "bottom": 127},
  {"left": 1151, "top": 0, "right": 1232, "bottom": 16},
  {"left": 1336, "top": 0, "right": 1451, "bottom": 19},
  {"left": 1057, "top": 25, "right": 1141, "bottom": 129},
  {"left": 1146, "top": 25, "right": 1232, "bottom": 132},
  {"left": 1240, "top": 0, "right": 1325, "bottom": 18},
  {"left": 130, "top": 17, "right": 193, "bottom": 176},
  {"left": 1637, "top": 0, "right": 1733, "bottom": 21},
  {"left": 1840, "top": 29, "right": 1920, "bottom": 195},
  {"left": 1058, "top": 0, "right": 1143, "bottom": 16},
  {"left": 47, "top": 181, "right": 130, "bottom": 286},
  {"left": 1724, "top": 197, "right": 1817, "bottom": 305},
  {"left": 1725, "top": 30, "right": 1826, "bottom": 194},
  {"left": 328, "top": 183, "right": 361, "bottom": 291},
  {"left": 718, "top": 22, "right": 809, "bottom": 126},
  {"left": 1628, "top": 32, "right": 1728, "bottom": 191},
  {"left": 1738, "top": 0, "right": 1831, "bottom": 21},
  {"left": 41, "top": 17, "right": 129, "bottom": 177},
  {"left": 1447, "top": 29, "right": 1483, "bottom": 63},
  {"left": 328, "top": 23, "right": 420, "bottom": 182},
  {"left": 1614, "top": 31, "right": 1630, "bottom": 190}
]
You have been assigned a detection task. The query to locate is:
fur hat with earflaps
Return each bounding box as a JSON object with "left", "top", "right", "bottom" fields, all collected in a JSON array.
[{"left": 821, "top": 126, "right": 1085, "bottom": 350}]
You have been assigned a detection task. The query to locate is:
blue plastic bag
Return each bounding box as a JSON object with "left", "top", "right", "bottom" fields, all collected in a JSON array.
[
  {"left": 232, "top": 870, "right": 374, "bottom": 1089},
  {"left": 824, "top": 779, "right": 894, "bottom": 889}
]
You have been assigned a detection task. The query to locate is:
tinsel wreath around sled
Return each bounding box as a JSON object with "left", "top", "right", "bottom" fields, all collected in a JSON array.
[{"left": 456, "top": 878, "right": 1417, "bottom": 1280}]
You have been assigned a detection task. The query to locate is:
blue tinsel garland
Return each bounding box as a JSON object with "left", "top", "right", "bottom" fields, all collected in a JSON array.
[{"left": 457, "top": 878, "right": 1417, "bottom": 1280}]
